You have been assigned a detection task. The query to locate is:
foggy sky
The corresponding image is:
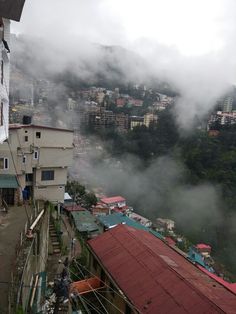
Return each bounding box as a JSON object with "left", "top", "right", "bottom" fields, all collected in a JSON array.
[{"left": 12, "top": 0, "right": 236, "bottom": 129}]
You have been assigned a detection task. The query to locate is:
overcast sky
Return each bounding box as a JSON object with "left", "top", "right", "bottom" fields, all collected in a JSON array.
[
  {"left": 12, "top": 0, "right": 236, "bottom": 129},
  {"left": 12, "top": 0, "right": 236, "bottom": 56}
]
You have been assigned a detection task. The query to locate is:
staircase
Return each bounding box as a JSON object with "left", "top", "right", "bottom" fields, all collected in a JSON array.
[{"left": 49, "top": 220, "right": 61, "bottom": 255}]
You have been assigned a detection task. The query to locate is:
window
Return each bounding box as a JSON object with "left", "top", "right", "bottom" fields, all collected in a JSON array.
[
  {"left": 0, "top": 102, "right": 3, "bottom": 126},
  {"left": 0, "top": 157, "right": 8, "bottom": 169},
  {"left": 34, "top": 151, "right": 38, "bottom": 159},
  {"left": 36, "top": 132, "right": 41, "bottom": 139},
  {"left": 41, "top": 170, "right": 54, "bottom": 181},
  {"left": 26, "top": 173, "right": 33, "bottom": 182},
  {"left": 25, "top": 136, "right": 28, "bottom": 142},
  {"left": 22, "top": 155, "right": 26, "bottom": 164}
]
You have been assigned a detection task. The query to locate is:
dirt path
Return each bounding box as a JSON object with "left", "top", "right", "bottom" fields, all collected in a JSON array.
[{"left": 0, "top": 206, "right": 29, "bottom": 313}]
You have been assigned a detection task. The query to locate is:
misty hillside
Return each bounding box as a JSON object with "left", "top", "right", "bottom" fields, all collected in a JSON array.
[{"left": 10, "top": 34, "right": 176, "bottom": 93}]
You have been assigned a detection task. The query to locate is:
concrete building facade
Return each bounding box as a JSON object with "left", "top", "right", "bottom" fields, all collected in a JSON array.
[
  {"left": 0, "top": 18, "right": 11, "bottom": 142},
  {"left": 0, "top": 124, "right": 73, "bottom": 204},
  {"left": 0, "top": 1, "right": 26, "bottom": 142}
]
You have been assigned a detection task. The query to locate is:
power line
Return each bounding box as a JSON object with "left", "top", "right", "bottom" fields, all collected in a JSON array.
[
  {"left": 74, "top": 259, "right": 139, "bottom": 313},
  {"left": 66, "top": 264, "right": 110, "bottom": 314},
  {"left": 73, "top": 259, "right": 109, "bottom": 314},
  {"left": 71, "top": 260, "right": 126, "bottom": 314},
  {"left": 79, "top": 295, "right": 104, "bottom": 314}
]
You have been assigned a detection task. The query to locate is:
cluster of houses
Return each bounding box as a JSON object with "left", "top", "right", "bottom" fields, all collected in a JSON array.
[{"left": 60, "top": 192, "right": 236, "bottom": 313}]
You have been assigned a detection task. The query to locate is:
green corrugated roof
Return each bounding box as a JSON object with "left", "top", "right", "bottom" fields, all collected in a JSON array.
[
  {"left": 71, "top": 210, "right": 101, "bottom": 233},
  {"left": 98, "top": 213, "right": 164, "bottom": 240},
  {"left": 0, "top": 175, "right": 19, "bottom": 188}
]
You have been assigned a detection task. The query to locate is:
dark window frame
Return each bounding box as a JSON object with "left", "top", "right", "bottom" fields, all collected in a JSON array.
[
  {"left": 0, "top": 157, "right": 8, "bottom": 169},
  {"left": 41, "top": 170, "right": 54, "bottom": 181},
  {"left": 26, "top": 173, "right": 33, "bottom": 182},
  {"left": 36, "top": 132, "right": 41, "bottom": 139},
  {"left": 34, "top": 151, "right": 38, "bottom": 159}
]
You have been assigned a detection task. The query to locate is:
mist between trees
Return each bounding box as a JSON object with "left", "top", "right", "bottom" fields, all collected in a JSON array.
[{"left": 71, "top": 112, "right": 236, "bottom": 277}]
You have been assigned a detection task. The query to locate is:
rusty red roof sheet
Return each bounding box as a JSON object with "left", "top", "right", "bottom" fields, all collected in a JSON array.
[
  {"left": 196, "top": 243, "right": 211, "bottom": 250},
  {"left": 197, "top": 265, "right": 236, "bottom": 295},
  {"left": 88, "top": 224, "right": 236, "bottom": 313},
  {"left": 63, "top": 204, "right": 85, "bottom": 212},
  {"left": 100, "top": 196, "right": 126, "bottom": 204}
]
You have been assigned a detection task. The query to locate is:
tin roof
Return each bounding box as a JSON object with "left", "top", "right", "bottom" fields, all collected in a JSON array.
[
  {"left": 64, "top": 192, "right": 72, "bottom": 201},
  {"left": 196, "top": 243, "right": 211, "bottom": 250},
  {"left": 88, "top": 224, "right": 236, "bottom": 313},
  {"left": 0, "top": 0, "right": 26, "bottom": 22},
  {"left": 71, "top": 211, "right": 101, "bottom": 233},
  {"left": 0, "top": 175, "right": 18, "bottom": 188},
  {"left": 100, "top": 196, "right": 125, "bottom": 204},
  {"left": 97, "top": 213, "right": 146, "bottom": 230},
  {"left": 63, "top": 204, "right": 85, "bottom": 212},
  {"left": 98, "top": 213, "right": 163, "bottom": 239}
]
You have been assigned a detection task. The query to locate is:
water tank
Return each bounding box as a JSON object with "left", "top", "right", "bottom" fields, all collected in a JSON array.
[{"left": 22, "top": 116, "right": 32, "bottom": 125}]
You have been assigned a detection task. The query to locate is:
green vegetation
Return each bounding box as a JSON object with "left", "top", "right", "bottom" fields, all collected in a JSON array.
[
  {"left": 88, "top": 108, "right": 236, "bottom": 275},
  {"left": 66, "top": 181, "right": 97, "bottom": 209}
]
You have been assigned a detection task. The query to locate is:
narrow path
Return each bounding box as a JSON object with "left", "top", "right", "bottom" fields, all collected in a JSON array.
[{"left": 0, "top": 205, "right": 29, "bottom": 313}]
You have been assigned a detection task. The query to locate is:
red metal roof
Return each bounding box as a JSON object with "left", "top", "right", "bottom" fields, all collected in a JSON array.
[
  {"left": 70, "top": 277, "right": 104, "bottom": 295},
  {"left": 101, "top": 196, "right": 126, "bottom": 204},
  {"left": 197, "top": 265, "right": 236, "bottom": 294},
  {"left": 196, "top": 243, "right": 211, "bottom": 250},
  {"left": 63, "top": 204, "right": 85, "bottom": 212},
  {"left": 88, "top": 224, "right": 236, "bottom": 313},
  {"left": 165, "top": 236, "right": 176, "bottom": 246}
]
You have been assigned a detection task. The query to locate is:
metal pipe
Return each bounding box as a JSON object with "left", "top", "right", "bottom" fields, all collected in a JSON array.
[
  {"left": 30, "top": 274, "right": 39, "bottom": 308},
  {"left": 30, "top": 209, "right": 44, "bottom": 230}
]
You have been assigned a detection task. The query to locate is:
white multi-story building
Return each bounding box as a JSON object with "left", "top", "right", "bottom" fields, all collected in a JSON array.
[
  {"left": 0, "top": 123, "right": 73, "bottom": 205},
  {"left": 0, "top": 1, "right": 26, "bottom": 143},
  {"left": 223, "top": 96, "right": 233, "bottom": 113},
  {"left": 0, "top": 18, "right": 11, "bottom": 142}
]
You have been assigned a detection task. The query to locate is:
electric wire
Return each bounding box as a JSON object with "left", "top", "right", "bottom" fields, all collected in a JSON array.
[
  {"left": 66, "top": 264, "right": 111, "bottom": 314},
  {"left": 73, "top": 258, "right": 109, "bottom": 314},
  {"left": 78, "top": 294, "right": 104, "bottom": 314},
  {"left": 74, "top": 259, "right": 139, "bottom": 313},
  {"left": 71, "top": 260, "right": 125, "bottom": 314}
]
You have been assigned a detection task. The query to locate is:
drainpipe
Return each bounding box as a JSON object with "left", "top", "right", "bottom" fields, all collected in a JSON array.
[{"left": 26, "top": 209, "right": 44, "bottom": 238}]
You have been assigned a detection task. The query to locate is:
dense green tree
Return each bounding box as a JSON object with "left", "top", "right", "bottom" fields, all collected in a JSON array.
[{"left": 81, "top": 192, "right": 97, "bottom": 209}]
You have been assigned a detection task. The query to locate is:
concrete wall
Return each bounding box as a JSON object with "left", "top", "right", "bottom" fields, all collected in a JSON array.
[
  {"left": 37, "top": 147, "right": 73, "bottom": 168},
  {"left": 0, "top": 126, "right": 73, "bottom": 203},
  {"left": 15, "top": 127, "right": 73, "bottom": 149},
  {"left": 34, "top": 184, "right": 65, "bottom": 203},
  {"left": 19, "top": 205, "right": 49, "bottom": 312}
]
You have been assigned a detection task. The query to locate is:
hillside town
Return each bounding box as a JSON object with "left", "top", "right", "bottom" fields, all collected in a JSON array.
[{"left": 1, "top": 2, "right": 236, "bottom": 314}]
